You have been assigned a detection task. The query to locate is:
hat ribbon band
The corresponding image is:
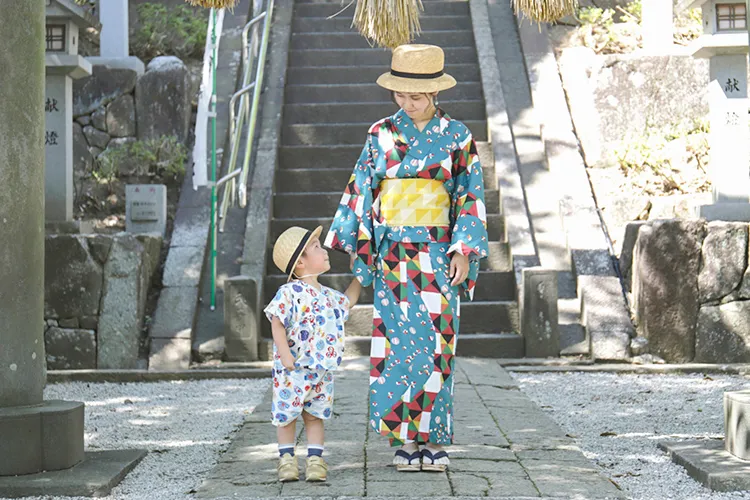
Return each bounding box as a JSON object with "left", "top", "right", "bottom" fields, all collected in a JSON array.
[
  {"left": 390, "top": 69, "right": 444, "bottom": 79},
  {"left": 285, "top": 229, "right": 313, "bottom": 276}
]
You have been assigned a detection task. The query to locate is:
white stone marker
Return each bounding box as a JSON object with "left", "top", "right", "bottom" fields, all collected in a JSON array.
[
  {"left": 710, "top": 54, "right": 748, "bottom": 99},
  {"left": 125, "top": 185, "right": 167, "bottom": 236},
  {"left": 44, "top": 74, "right": 74, "bottom": 221},
  {"left": 708, "top": 81, "right": 750, "bottom": 204},
  {"left": 99, "top": 0, "right": 129, "bottom": 59}
]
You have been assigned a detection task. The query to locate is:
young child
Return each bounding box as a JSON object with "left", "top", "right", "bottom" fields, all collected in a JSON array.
[{"left": 264, "top": 225, "right": 361, "bottom": 483}]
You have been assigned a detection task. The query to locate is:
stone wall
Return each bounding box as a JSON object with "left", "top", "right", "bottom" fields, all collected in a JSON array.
[
  {"left": 72, "top": 57, "right": 191, "bottom": 203},
  {"left": 44, "top": 233, "right": 161, "bottom": 370},
  {"left": 558, "top": 49, "right": 709, "bottom": 169},
  {"left": 627, "top": 219, "right": 750, "bottom": 363}
]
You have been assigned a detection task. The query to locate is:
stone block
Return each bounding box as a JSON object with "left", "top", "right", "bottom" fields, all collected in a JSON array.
[
  {"left": 559, "top": 49, "right": 708, "bottom": 168},
  {"left": 632, "top": 220, "right": 706, "bottom": 362},
  {"left": 149, "top": 337, "right": 191, "bottom": 371},
  {"left": 45, "top": 327, "right": 96, "bottom": 370},
  {"left": 162, "top": 246, "right": 203, "bottom": 287},
  {"left": 73, "top": 65, "right": 138, "bottom": 117},
  {"left": 521, "top": 268, "right": 559, "bottom": 358},
  {"left": 224, "top": 276, "right": 260, "bottom": 361},
  {"left": 0, "top": 450, "right": 147, "bottom": 497},
  {"left": 150, "top": 286, "right": 198, "bottom": 339},
  {"left": 58, "top": 317, "right": 79, "bottom": 328},
  {"left": 725, "top": 390, "right": 750, "bottom": 460},
  {"left": 695, "top": 302, "right": 750, "bottom": 363},
  {"left": 45, "top": 235, "right": 103, "bottom": 318},
  {"left": 97, "top": 235, "right": 148, "bottom": 369},
  {"left": 86, "top": 234, "right": 114, "bottom": 265},
  {"left": 80, "top": 315, "right": 98, "bottom": 330},
  {"left": 135, "top": 233, "right": 163, "bottom": 280},
  {"left": 72, "top": 122, "right": 93, "bottom": 186},
  {"left": 170, "top": 206, "right": 210, "bottom": 247},
  {"left": 660, "top": 439, "right": 750, "bottom": 491},
  {"left": 699, "top": 222, "right": 747, "bottom": 302},
  {"left": 698, "top": 203, "right": 750, "bottom": 222},
  {"left": 105, "top": 94, "right": 136, "bottom": 137},
  {"left": 82, "top": 124, "right": 110, "bottom": 150},
  {"left": 136, "top": 56, "right": 191, "bottom": 143},
  {"left": 91, "top": 107, "right": 107, "bottom": 132},
  {"left": 580, "top": 275, "right": 633, "bottom": 360},
  {"left": 619, "top": 221, "right": 646, "bottom": 292},
  {"left": 0, "top": 400, "right": 84, "bottom": 476}
]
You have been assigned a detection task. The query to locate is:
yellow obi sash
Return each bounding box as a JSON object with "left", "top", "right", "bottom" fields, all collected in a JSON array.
[{"left": 379, "top": 179, "right": 450, "bottom": 226}]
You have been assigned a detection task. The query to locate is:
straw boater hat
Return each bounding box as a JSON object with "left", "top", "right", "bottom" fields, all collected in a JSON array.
[
  {"left": 273, "top": 226, "right": 323, "bottom": 282},
  {"left": 376, "top": 44, "right": 457, "bottom": 94}
]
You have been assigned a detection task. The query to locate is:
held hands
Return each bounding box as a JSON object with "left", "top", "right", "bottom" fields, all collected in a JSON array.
[{"left": 450, "top": 252, "right": 470, "bottom": 287}]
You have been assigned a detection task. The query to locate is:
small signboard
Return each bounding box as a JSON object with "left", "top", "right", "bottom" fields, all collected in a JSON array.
[{"left": 125, "top": 184, "right": 167, "bottom": 236}]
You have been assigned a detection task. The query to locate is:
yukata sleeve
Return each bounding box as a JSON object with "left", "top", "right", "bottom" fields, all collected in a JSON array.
[
  {"left": 324, "top": 134, "right": 377, "bottom": 287},
  {"left": 263, "top": 286, "right": 295, "bottom": 329},
  {"left": 448, "top": 130, "right": 489, "bottom": 300}
]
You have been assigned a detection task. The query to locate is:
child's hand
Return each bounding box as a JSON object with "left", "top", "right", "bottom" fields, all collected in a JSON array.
[
  {"left": 280, "top": 352, "right": 296, "bottom": 371},
  {"left": 349, "top": 252, "right": 356, "bottom": 270}
]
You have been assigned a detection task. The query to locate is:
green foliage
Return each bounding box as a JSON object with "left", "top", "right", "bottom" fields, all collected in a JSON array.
[
  {"left": 94, "top": 136, "right": 187, "bottom": 186},
  {"left": 613, "top": 120, "right": 709, "bottom": 195},
  {"left": 131, "top": 3, "right": 207, "bottom": 62}
]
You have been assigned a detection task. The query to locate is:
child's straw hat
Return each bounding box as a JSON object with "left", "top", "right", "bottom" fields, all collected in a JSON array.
[
  {"left": 273, "top": 226, "right": 323, "bottom": 282},
  {"left": 376, "top": 44, "right": 457, "bottom": 94}
]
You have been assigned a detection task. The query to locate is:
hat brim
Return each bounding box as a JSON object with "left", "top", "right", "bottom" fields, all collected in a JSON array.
[
  {"left": 376, "top": 72, "right": 457, "bottom": 93},
  {"left": 286, "top": 225, "right": 323, "bottom": 282}
]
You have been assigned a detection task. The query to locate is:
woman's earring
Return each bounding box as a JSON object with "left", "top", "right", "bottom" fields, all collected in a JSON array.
[{"left": 434, "top": 97, "right": 440, "bottom": 108}]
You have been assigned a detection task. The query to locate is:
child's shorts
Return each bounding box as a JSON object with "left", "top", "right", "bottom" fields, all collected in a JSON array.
[{"left": 272, "top": 368, "right": 335, "bottom": 427}]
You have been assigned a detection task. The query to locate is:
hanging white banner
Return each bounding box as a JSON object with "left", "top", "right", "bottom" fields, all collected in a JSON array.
[{"left": 192, "top": 8, "right": 225, "bottom": 190}]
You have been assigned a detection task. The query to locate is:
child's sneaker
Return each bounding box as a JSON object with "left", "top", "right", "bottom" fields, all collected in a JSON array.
[
  {"left": 305, "top": 456, "right": 328, "bottom": 482},
  {"left": 278, "top": 453, "right": 299, "bottom": 482}
]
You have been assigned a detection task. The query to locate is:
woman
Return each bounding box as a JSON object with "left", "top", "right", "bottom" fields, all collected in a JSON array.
[{"left": 324, "top": 44, "right": 489, "bottom": 472}]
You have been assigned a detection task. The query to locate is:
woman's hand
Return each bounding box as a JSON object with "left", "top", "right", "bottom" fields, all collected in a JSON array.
[
  {"left": 450, "top": 253, "right": 470, "bottom": 287},
  {"left": 350, "top": 252, "right": 357, "bottom": 271},
  {"left": 280, "top": 351, "right": 296, "bottom": 371}
]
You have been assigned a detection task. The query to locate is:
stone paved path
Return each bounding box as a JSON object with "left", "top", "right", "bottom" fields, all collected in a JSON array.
[{"left": 195, "top": 358, "right": 624, "bottom": 498}]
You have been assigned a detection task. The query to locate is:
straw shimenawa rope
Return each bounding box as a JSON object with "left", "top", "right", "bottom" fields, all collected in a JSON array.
[
  {"left": 184, "top": 0, "right": 239, "bottom": 8},
  {"left": 352, "top": 0, "right": 424, "bottom": 49},
  {"left": 512, "top": 0, "right": 578, "bottom": 23}
]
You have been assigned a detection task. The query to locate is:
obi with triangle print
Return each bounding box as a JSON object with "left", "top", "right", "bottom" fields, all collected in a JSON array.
[{"left": 324, "top": 107, "right": 489, "bottom": 447}]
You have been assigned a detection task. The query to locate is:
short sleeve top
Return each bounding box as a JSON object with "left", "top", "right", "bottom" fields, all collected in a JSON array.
[{"left": 264, "top": 280, "right": 350, "bottom": 371}]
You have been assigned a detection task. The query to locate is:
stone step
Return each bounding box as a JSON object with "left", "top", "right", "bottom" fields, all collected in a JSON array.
[
  {"left": 290, "top": 30, "right": 475, "bottom": 50},
  {"left": 272, "top": 189, "right": 500, "bottom": 218},
  {"left": 286, "top": 64, "right": 481, "bottom": 85},
  {"left": 293, "top": 15, "right": 473, "bottom": 33},
  {"left": 279, "top": 142, "right": 495, "bottom": 181},
  {"left": 294, "top": 2, "right": 469, "bottom": 18},
  {"left": 259, "top": 333, "right": 524, "bottom": 360},
  {"left": 265, "top": 240, "right": 511, "bottom": 274},
  {"left": 275, "top": 165, "right": 497, "bottom": 194},
  {"left": 270, "top": 213, "right": 505, "bottom": 243},
  {"left": 288, "top": 47, "right": 476, "bottom": 67},
  {"left": 264, "top": 270, "right": 516, "bottom": 304},
  {"left": 281, "top": 119, "right": 488, "bottom": 144},
  {"left": 285, "top": 82, "right": 483, "bottom": 104},
  {"left": 261, "top": 302, "right": 519, "bottom": 337},
  {"left": 283, "top": 100, "right": 486, "bottom": 124}
]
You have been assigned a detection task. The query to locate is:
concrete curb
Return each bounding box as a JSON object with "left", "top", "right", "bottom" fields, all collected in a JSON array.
[
  {"left": 513, "top": 13, "right": 633, "bottom": 361},
  {"left": 509, "top": 363, "right": 750, "bottom": 374},
  {"left": 47, "top": 368, "right": 270, "bottom": 384},
  {"left": 471, "top": 0, "right": 564, "bottom": 357},
  {"left": 146, "top": 2, "right": 257, "bottom": 371},
  {"left": 223, "top": 0, "right": 294, "bottom": 361}
]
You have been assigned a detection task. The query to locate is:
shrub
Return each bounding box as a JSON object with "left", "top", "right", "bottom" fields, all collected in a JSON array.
[{"left": 130, "top": 3, "right": 207, "bottom": 62}]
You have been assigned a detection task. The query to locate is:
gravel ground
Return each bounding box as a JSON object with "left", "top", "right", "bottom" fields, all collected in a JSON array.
[
  {"left": 514, "top": 371, "right": 750, "bottom": 500},
  {"left": 1, "top": 378, "right": 270, "bottom": 500}
]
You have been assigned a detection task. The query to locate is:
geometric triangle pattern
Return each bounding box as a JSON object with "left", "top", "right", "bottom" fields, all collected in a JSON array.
[{"left": 371, "top": 241, "right": 458, "bottom": 446}]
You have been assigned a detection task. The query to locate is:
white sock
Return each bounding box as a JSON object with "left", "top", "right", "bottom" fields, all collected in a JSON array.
[
  {"left": 425, "top": 444, "right": 449, "bottom": 465},
  {"left": 393, "top": 442, "right": 419, "bottom": 465}
]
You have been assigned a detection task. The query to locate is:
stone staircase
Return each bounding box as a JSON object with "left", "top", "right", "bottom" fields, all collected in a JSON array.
[{"left": 258, "top": 0, "right": 524, "bottom": 359}]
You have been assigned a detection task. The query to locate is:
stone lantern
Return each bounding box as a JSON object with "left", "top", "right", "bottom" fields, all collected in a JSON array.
[
  {"left": 44, "top": 0, "right": 96, "bottom": 222},
  {"left": 681, "top": 0, "right": 750, "bottom": 219}
]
